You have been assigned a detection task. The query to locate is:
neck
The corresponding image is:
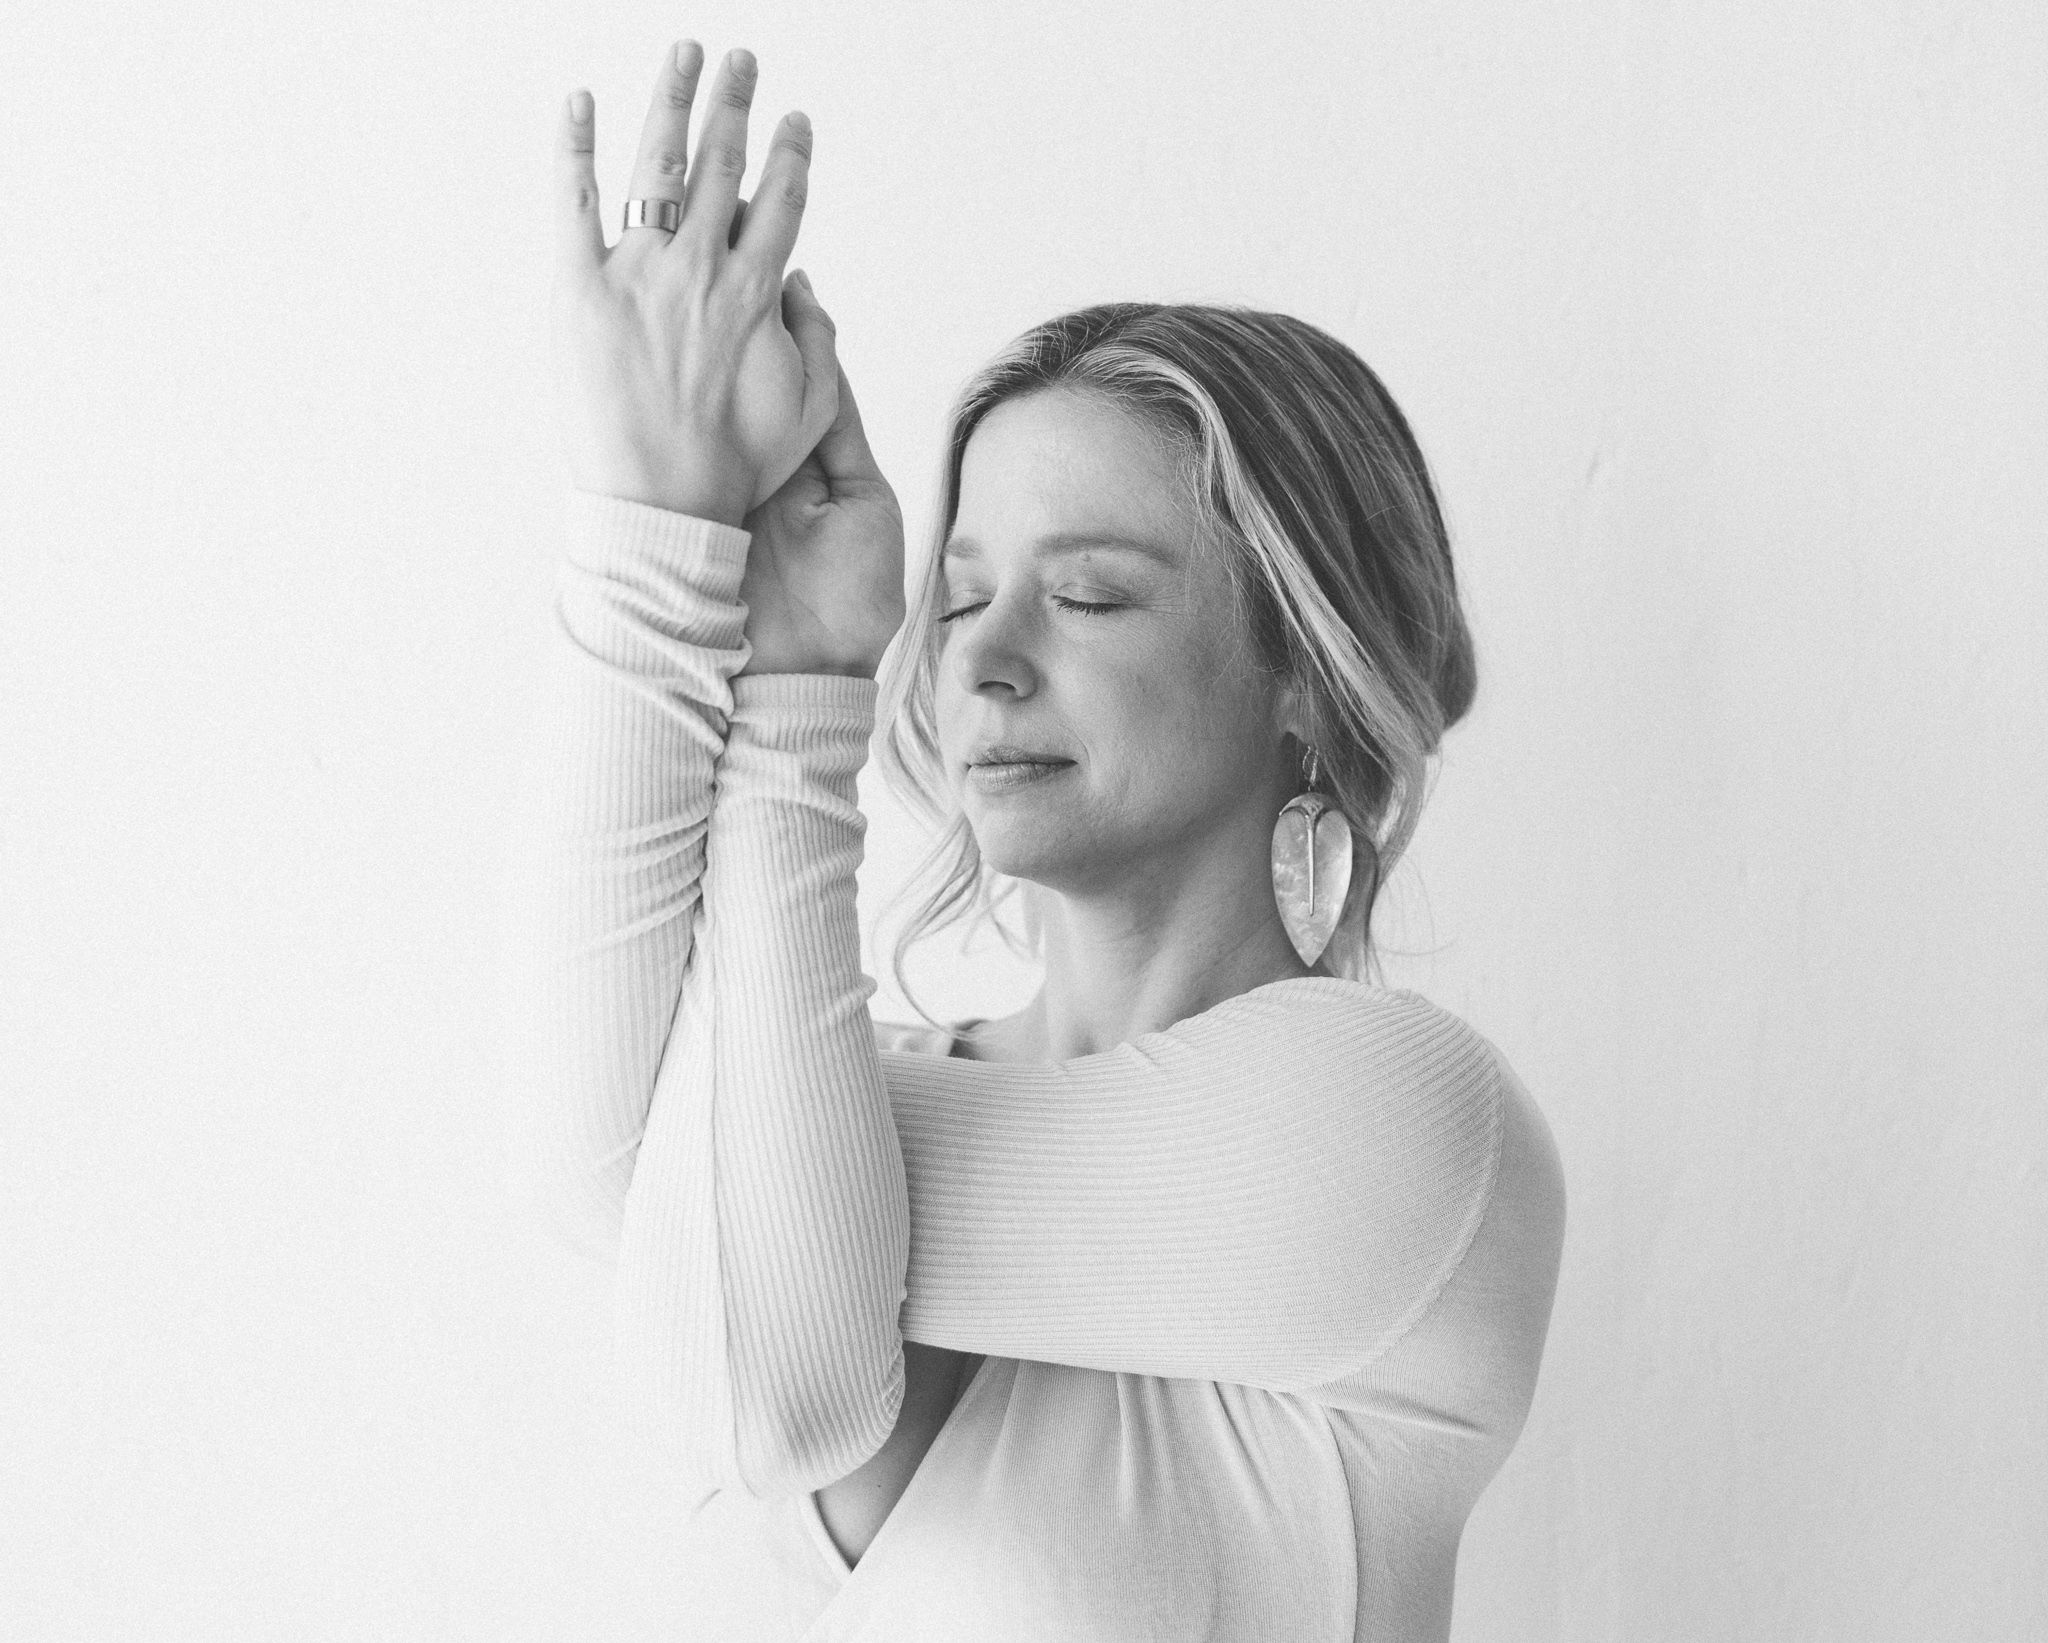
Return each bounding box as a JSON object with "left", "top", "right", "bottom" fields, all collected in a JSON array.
[{"left": 1010, "top": 820, "right": 1329, "bottom": 1061}]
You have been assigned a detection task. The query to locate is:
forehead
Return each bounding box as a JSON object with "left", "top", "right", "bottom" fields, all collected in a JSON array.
[{"left": 947, "top": 388, "right": 1201, "bottom": 565}]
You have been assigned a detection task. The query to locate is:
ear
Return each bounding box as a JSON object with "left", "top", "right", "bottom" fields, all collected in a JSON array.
[{"left": 1273, "top": 680, "right": 1317, "bottom": 749}]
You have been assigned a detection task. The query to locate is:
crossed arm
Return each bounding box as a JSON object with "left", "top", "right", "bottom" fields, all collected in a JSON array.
[
  {"left": 508, "top": 492, "right": 1507, "bottom": 1499},
  {"left": 519, "top": 42, "right": 1507, "bottom": 1502}
]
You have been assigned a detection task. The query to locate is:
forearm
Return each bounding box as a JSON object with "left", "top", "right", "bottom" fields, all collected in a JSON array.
[
  {"left": 508, "top": 491, "right": 751, "bottom": 1255},
  {"left": 615, "top": 671, "right": 910, "bottom": 1495}
]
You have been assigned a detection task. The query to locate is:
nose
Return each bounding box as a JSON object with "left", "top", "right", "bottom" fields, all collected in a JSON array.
[{"left": 946, "top": 588, "right": 1041, "bottom": 700}]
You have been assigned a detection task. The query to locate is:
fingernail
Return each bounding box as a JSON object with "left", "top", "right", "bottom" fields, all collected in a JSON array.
[
  {"left": 728, "top": 47, "right": 757, "bottom": 76},
  {"left": 675, "top": 39, "right": 700, "bottom": 72},
  {"left": 567, "top": 89, "right": 592, "bottom": 123},
  {"left": 791, "top": 268, "right": 814, "bottom": 293}
]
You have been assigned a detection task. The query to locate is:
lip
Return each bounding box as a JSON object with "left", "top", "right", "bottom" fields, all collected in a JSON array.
[
  {"left": 965, "top": 756, "right": 1075, "bottom": 794},
  {"left": 970, "top": 743, "right": 1072, "bottom": 766}
]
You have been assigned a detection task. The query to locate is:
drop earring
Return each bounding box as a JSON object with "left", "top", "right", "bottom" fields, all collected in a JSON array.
[{"left": 1270, "top": 743, "right": 1355, "bottom": 967}]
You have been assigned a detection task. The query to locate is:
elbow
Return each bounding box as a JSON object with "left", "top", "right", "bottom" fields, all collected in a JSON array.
[
  {"left": 731, "top": 1381, "right": 903, "bottom": 1500},
  {"left": 641, "top": 1352, "right": 905, "bottom": 1503}
]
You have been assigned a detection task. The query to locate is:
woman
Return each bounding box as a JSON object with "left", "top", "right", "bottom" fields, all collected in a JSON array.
[{"left": 516, "top": 39, "right": 1565, "bottom": 1642}]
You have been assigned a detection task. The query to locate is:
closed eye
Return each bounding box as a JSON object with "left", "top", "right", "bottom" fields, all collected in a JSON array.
[{"left": 937, "top": 596, "right": 1123, "bottom": 624}]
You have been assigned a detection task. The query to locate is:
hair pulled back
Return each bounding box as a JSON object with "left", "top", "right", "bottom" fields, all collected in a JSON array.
[{"left": 875, "top": 302, "right": 1476, "bottom": 1029}]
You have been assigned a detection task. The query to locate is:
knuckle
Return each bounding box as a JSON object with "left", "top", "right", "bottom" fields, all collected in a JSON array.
[
  {"left": 661, "top": 82, "right": 694, "bottom": 113},
  {"left": 650, "top": 145, "right": 687, "bottom": 179},
  {"left": 775, "top": 175, "right": 808, "bottom": 215},
  {"left": 701, "top": 139, "right": 745, "bottom": 177}
]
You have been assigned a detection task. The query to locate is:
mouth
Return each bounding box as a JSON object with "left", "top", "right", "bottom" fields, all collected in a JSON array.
[
  {"left": 968, "top": 744, "right": 1075, "bottom": 770},
  {"left": 965, "top": 749, "right": 1076, "bottom": 792}
]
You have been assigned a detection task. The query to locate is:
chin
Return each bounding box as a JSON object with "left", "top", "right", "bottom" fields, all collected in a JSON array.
[{"left": 965, "top": 811, "right": 1084, "bottom": 887}]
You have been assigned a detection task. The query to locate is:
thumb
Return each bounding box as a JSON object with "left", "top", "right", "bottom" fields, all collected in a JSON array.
[
  {"left": 781, "top": 268, "right": 841, "bottom": 454},
  {"left": 813, "top": 359, "right": 887, "bottom": 492}
]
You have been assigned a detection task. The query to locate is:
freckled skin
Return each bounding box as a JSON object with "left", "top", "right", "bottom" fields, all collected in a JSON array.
[{"left": 936, "top": 388, "right": 1300, "bottom": 901}]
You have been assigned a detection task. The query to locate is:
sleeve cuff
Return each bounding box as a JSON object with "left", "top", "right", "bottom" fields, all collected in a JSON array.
[
  {"left": 565, "top": 490, "right": 753, "bottom": 605},
  {"left": 729, "top": 672, "right": 880, "bottom": 747}
]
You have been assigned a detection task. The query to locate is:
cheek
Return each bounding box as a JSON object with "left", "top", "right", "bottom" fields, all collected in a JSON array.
[
  {"left": 933, "top": 668, "right": 972, "bottom": 751},
  {"left": 1107, "top": 643, "right": 1271, "bottom": 782}
]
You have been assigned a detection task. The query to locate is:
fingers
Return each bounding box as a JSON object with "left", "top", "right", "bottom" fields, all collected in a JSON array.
[
  {"left": 679, "top": 48, "right": 758, "bottom": 251},
  {"left": 624, "top": 39, "right": 705, "bottom": 240},
  {"left": 735, "top": 112, "right": 812, "bottom": 272},
  {"left": 556, "top": 89, "right": 605, "bottom": 271}
]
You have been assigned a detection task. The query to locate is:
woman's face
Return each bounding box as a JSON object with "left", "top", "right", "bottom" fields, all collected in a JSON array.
[{"left": 935, "top": 387, "right": 1297, "bottom": 896}]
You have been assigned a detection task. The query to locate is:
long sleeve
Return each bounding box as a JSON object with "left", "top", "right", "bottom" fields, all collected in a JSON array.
[
  {"left": 882, "top": 980, "right": 1513, "bottom": 1396},
  {"left": 508, "top": 491, "right": 752, "bottom": 1253},
  {"left": 510, "top": 492, "right": 1536, "bottom": 1508},
  {"left": 613, "top": 668, "right": 909, "bottom": 1499},
  {"left": 509, "top": 491, "right": 907, "bottom": 1501}
]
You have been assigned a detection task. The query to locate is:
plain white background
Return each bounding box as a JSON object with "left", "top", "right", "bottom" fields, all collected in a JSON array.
[{"left": 4, "top": 1, "right": 2042, "bottom": 1638}]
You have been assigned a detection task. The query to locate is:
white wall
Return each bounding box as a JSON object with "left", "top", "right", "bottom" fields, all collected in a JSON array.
[{"left": 5, "top": 1, "right": 2041, "bottom": 1637}]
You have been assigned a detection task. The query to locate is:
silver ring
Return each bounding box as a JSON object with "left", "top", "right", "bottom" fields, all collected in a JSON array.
[{"left": 622, "top": 197, "right": 681, "bottom": 234}]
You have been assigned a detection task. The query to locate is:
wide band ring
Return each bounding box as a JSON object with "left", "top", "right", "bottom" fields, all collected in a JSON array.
[{"left": 622, "top": 197, "right": 681, "bottom": 234}]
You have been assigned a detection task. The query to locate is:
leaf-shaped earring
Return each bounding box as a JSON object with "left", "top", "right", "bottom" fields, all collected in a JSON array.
[{"left": 1271, "top": 743, "right": 1354, "bottom": 967}]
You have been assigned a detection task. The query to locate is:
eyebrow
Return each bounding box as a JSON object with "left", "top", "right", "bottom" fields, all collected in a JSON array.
[{"left": 940, "top": 531, "right": 1184, "bottom": 570}]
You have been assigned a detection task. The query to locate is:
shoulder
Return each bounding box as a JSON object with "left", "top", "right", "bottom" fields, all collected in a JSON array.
[
  {"left": 1301, "top": 985, "right": 1566, "bottom": 1277},
  {"left": 1195, "top": 978, "right": 1509, "bottom": 1118},
  {"left": 1220, "top": 981, "right": 1522, "bottom": 1234}
]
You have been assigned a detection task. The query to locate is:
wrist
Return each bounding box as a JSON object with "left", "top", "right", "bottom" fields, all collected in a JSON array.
[
  {"left": 576, "top": 476, "right": 752, "bottom": 529},
  {"left": 572, "top": 448, "right": 755, "bottom": 528},
  {"left": 736, "top": 654, "right": 881, "bottom": 681}
]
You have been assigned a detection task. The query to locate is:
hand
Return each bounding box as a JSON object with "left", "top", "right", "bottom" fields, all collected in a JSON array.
[
  {"left": 552, "top": 43, "right": 835, "bottom": 525},
  {"left": 736, "top": 284, "right": 905, "bottom": 679}
]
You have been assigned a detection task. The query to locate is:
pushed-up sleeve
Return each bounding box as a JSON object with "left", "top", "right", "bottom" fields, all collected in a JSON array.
[{"left": 884, "top": 981, "right": 1508, "bottom": 1398}]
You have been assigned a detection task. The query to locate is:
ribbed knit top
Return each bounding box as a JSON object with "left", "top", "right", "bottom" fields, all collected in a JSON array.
[{"left": 508, "top": 491, "right": 1567, "bottom": 1643}]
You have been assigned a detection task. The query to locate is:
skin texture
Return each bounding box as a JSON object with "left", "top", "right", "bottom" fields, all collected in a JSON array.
[
  {"left": 935, "top": 387, "right": 1331, "bottom": 1065},
  {"left": 553, "top": 42, "right": 905, "bottom": 677}
]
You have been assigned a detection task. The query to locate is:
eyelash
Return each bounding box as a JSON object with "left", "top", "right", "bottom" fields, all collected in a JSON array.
[{"left": 937, "top": 596, "right": 1122, "bottom": 624}]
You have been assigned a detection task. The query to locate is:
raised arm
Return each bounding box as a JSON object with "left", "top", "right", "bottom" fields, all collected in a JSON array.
[
  {"left": 506, "top": 494, "right": 751, "bottom": 1255},
  {"left": 513, "top": 43, "right": 1548, "bottom": 1510},
  {"left": 514, "top": 42, "right": 915, "bottom": 1501},
  {"left": 510, "top": 38, "right": 839, "bottom": 1249},
  {"left": 513, "top": 492, "right": 911, "bottom": 1501}
]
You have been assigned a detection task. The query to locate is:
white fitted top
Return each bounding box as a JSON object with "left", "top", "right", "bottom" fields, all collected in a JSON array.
[{"left": 508, "top": 493, "right": 1567, "bottom": 1643}]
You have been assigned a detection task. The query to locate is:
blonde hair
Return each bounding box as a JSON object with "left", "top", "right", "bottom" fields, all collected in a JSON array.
[{"left": 874, "top": 303, "right": 1476, "bottom": 1036}]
